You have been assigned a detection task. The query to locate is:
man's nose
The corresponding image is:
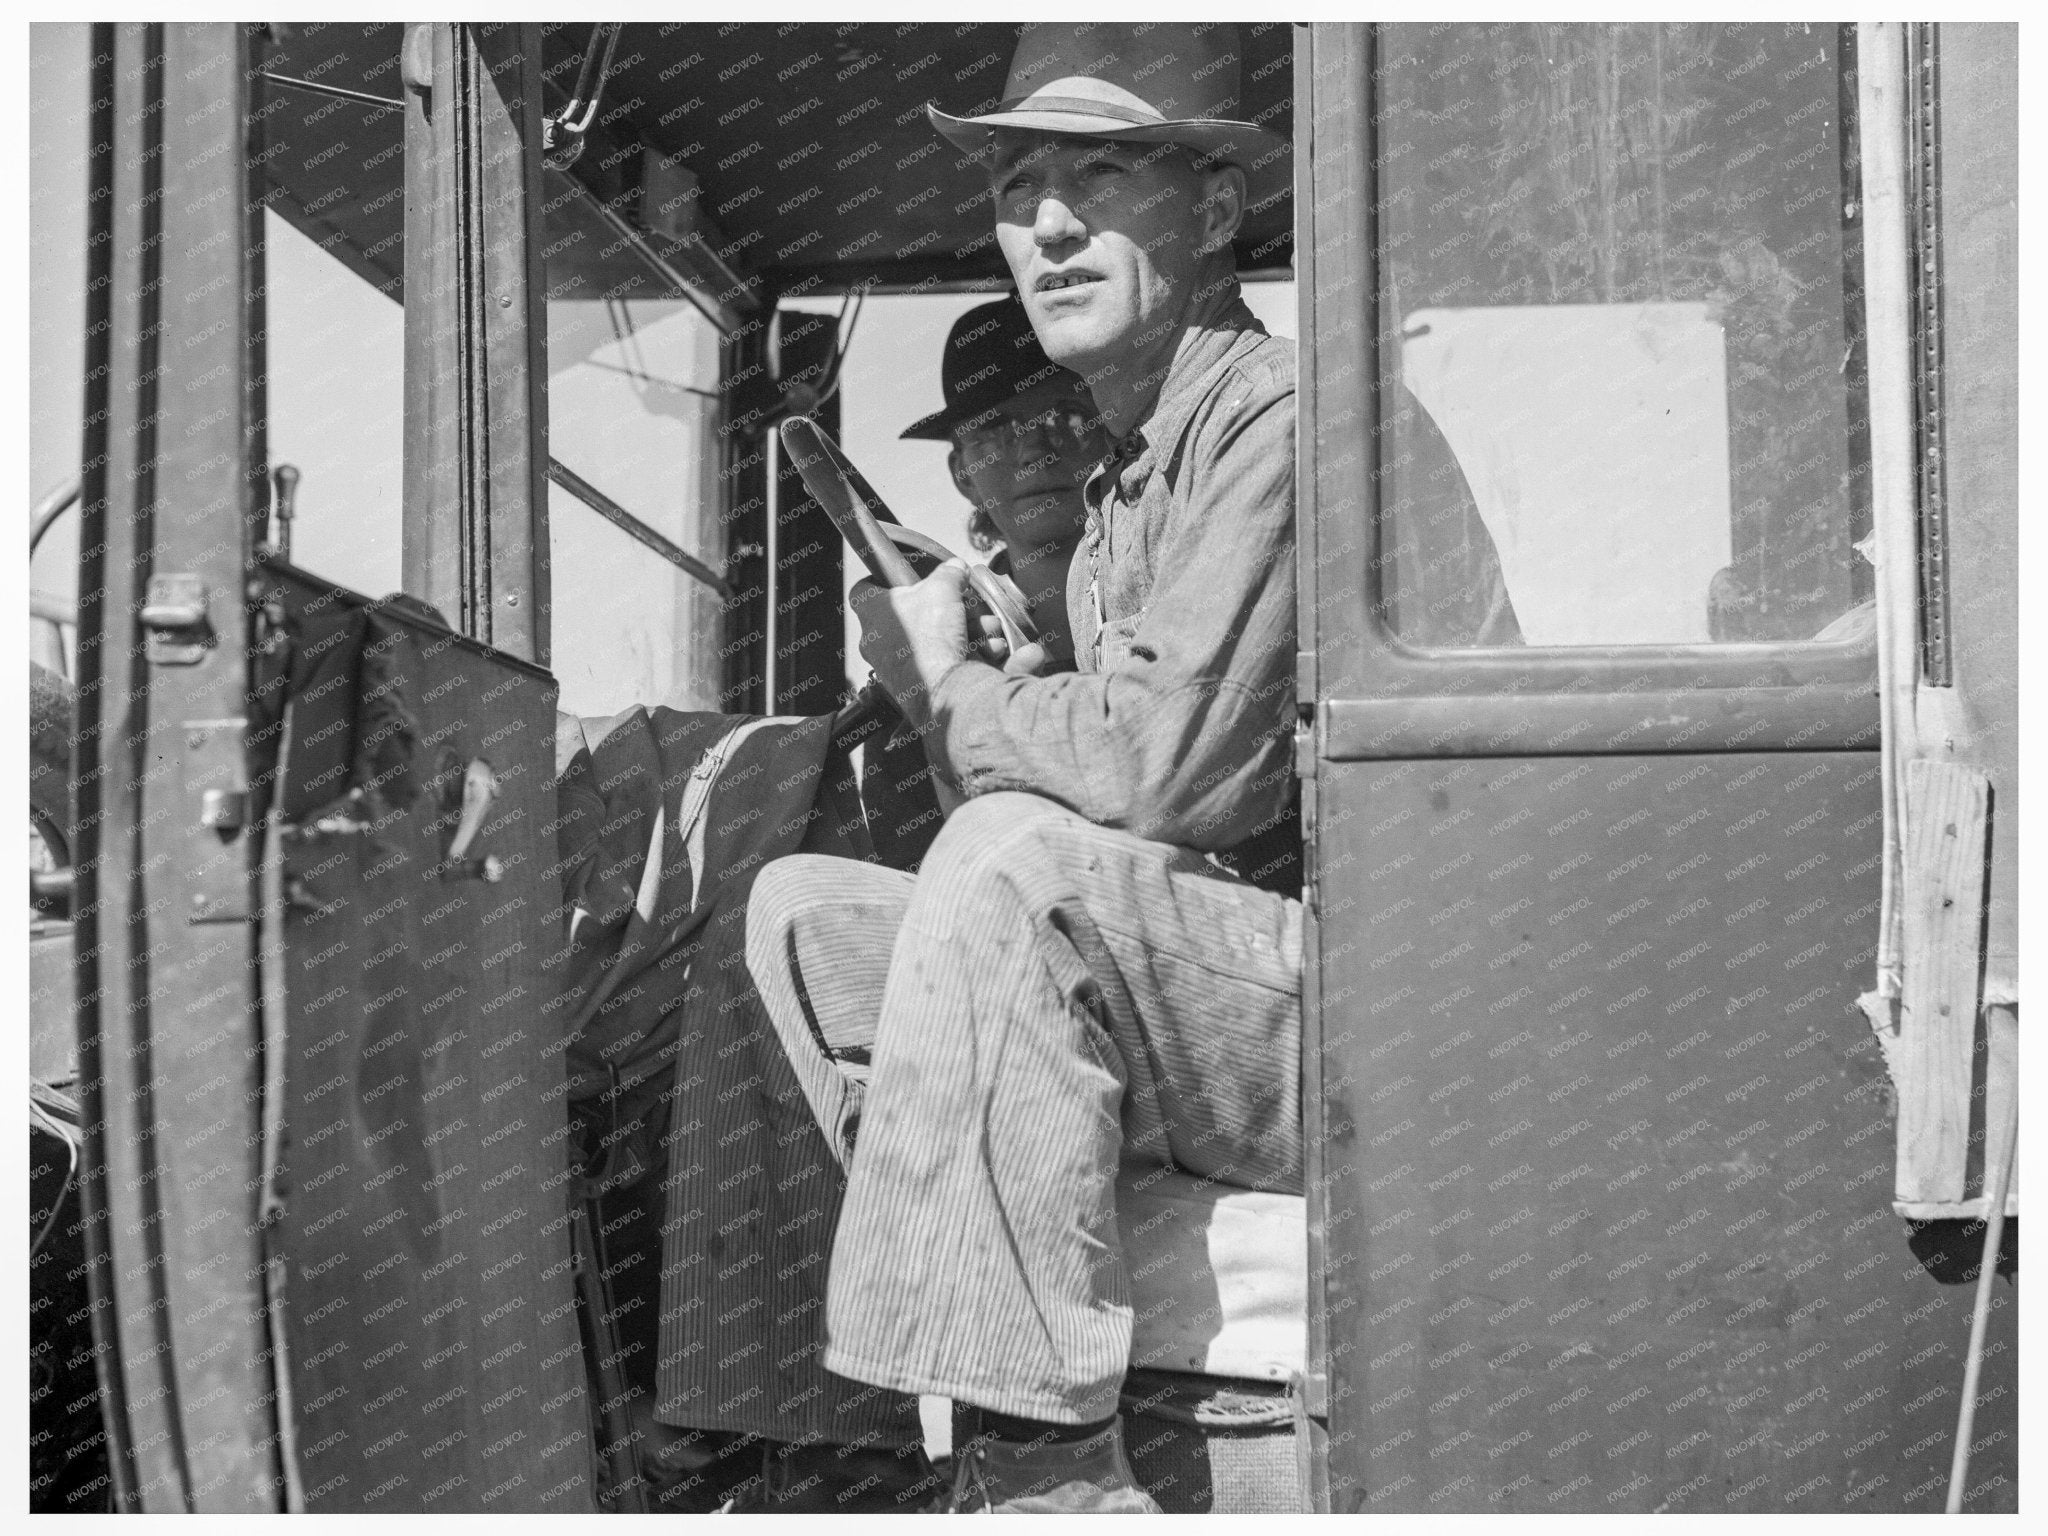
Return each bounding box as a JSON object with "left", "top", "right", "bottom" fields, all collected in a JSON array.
[{"left": 1033, "top": 193, "right": 1085, "bottom": 248}]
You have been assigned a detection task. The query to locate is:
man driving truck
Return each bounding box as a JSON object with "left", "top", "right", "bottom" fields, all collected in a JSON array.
[{"left": 746, "top": 21, "right": 1301, "bottom": 1513}]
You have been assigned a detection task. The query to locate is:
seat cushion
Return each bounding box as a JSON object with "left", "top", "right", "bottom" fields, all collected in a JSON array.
[{"left": 1117, "top": 1162, "right": 1307, "bottom": 1382}]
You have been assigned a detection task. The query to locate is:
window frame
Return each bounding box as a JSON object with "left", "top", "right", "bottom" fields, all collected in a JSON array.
[
  {"left": 399, "top": 22, "right": 552, "bottom": 665},
  {"left": 1304, "top": 23, "right": 1883, "bottom": 763}
]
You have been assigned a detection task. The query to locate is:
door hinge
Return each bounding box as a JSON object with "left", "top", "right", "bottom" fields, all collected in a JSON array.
[
  {"left": 1294, "top": 649, "right": 1319, "bottom": 779},
  {"left": 1294, "top": 707, "right": 1320, "bottom": 784},
  {"left": 181, "top": 718, "right": 252, "bottom": 923},
  {"left": 140, "top": 572, "right": 216, "bottom": 665},
  {"left": 200, "top": 789, "right": 250, "bottom": 834},
  {"left": 1295, "top": 702, "right": 1320, "bottom": 914}
]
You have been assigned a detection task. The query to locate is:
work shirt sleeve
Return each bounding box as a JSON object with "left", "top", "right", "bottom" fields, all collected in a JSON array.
[{"left": 922, "top": 379, "right": 1297, "bottom": 851}]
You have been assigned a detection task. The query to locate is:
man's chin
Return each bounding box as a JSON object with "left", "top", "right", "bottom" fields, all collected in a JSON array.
[{"left": 1027, "top": 308, "right": 1114, "bottom": 374}]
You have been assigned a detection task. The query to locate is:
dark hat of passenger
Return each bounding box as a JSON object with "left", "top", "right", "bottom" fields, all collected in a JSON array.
[
  {"left": 927, "top": 23, "right": 1289, "bottom": 210},
  {"left": 900, "top": 296, "right": 1076, "bottom": 442}
]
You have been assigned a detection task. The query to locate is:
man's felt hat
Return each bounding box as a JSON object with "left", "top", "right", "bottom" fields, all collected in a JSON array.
[
  {"left": 927, "top": 23, "right": 1289, "bottom": 210},
  {"left": 900, "top": 297, "right": 1080, "bottom": 442}
]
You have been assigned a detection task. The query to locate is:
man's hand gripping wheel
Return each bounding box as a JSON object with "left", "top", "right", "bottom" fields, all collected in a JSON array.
[
  {"left": 780, "top": 417, "right": 1042, "bottom": 736},
  {"left": 780, "top": 416, "right": 1039, "bottom": 655}
]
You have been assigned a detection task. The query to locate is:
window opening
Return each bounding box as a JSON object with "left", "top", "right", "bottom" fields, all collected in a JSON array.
[
  {"left": 1374, "top": 22, "right": 1872, "bottom": 649},
  {"left": 548, "top": 291, "right": 728, "bottom": 716},
  {"left": 254, "top": 27, "right": 408, "bottom": 597},
  {"left": 259, "top": 208, "right": 405, "bottom": 596}
]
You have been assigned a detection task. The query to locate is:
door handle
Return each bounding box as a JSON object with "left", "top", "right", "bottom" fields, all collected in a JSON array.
[{"left": 442, "top": 758, "right": 504, "bottom": 882}]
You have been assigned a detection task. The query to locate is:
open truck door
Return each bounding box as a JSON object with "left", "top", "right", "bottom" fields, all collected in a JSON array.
[{"left": 73, "top": 24, "right": 589, "bottom": 1510}]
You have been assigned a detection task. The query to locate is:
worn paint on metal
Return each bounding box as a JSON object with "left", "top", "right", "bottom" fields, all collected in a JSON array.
[
  {"left": 270, "top": 569, "right": 591, "bottom": 1512},
  {"left": 1313, "top": 753, "right": 2016, "bottom": 1511}
]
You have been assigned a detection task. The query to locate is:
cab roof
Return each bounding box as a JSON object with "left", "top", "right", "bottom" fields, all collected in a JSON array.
[{"left": 261, "top": 22, "right": 1294, "bottom": 311}]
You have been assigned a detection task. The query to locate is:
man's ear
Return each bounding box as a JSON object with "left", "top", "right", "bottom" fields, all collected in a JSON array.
[
  {"left": 1195, "top": 163, "right": 1247, "bottom": 255},
  {"left": 946, "top": 443, "right": 978, "bottom": 502}
]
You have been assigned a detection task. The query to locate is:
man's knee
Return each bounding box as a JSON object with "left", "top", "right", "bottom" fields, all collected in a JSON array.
[
  {"left": 746, "top": 855, "right": 847, "bottom": 975},
  {"left": 920, "top": 792, "right": 1076, "bottom": 888},
  {"left": 749, "top": 856, "right": 819, "bottom": 937},
  {"left": 746, "top": 855, "right": 914, "bottom": 982}
]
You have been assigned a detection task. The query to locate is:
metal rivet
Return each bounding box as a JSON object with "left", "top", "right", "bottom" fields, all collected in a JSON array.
[
  {"left": 191, "top": 892, "right": 210, "bottom": 911},
  {"left": 187, "top": 730, "right": 207, "bottom": 750},
  {"left": 498, "top": 293, "right": 513, "bottom": 307},
  {"left": 506, "top": 593, "right": 520, "bottom": 607}
]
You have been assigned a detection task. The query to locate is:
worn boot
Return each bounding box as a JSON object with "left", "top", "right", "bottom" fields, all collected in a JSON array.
[
  {"left": 729, "top": 1436, "right": 943, "bottom": 1513},
  {"left": 635, "top": 1418, "right": 760, "bottom": 1511},
  {"left": 946, "top": 1420, "right": 1161, "bottom": 1513}
]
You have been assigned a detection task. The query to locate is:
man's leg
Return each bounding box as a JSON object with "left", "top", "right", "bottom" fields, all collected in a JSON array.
[
  {"left": 745, "top": 854, "right": 915, "bottom": 1168},
  {"left": 652, "top": 897, "right": 923, "bottom": 1450},
  {"left": 822, "top": 792, "right": 1303, "bottom": 1427},
  {"left": 643, "top": 857, "right": 933, "bottom": 1511}
]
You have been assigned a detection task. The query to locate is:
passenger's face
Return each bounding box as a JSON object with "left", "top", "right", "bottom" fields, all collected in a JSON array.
[
  {"left": 989, "top": 133, "right": 1212, "bottom": 380},
  {"left": 948, "top": 381, "right": 1106, "bottom": 552}
]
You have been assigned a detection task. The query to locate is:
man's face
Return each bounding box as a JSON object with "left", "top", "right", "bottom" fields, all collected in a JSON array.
[
  {"left": 988, "top": 133, "right": 1213, "bottom": 380},
  {"left": 948, "top": 380, "right": 1107, "bottom": 553}
]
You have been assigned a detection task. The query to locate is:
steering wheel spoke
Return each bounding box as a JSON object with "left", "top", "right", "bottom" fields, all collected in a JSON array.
[{"left": 779, "top": 416, "right": 1044, "bottom": 656}]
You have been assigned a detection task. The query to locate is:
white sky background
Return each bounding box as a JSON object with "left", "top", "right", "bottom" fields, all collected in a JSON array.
[
  {"left": 1403, "top": 303, "right": 1730, "bottom": 646},
  {"left": 28, "top": 25, "right": 89, "bottom": 612}
]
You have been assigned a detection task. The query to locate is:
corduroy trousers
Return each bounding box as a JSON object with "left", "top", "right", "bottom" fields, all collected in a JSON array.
[{"left": 745, "top": 791, "right": 1302, "bottom": 1425}]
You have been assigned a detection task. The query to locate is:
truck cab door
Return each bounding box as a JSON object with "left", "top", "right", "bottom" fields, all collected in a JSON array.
[
  {"left": 74, "top": 23, "right": 590, "bottom": 1512},
  {"left": 75, "top": 24, "right": 281, "bottom": 1510},
  {"left": 1296, "top": 22, "right": 2015, "bottom": 1514}
]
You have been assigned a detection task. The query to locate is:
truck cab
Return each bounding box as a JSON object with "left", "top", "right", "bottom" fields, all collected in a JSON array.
[{"left": 33, "top": 20, "right": 2017, "bottom": 1514}]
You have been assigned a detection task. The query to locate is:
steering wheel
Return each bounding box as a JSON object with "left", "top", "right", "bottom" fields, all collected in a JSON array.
[{"left": 778, "top": 416, "right": 1040, "bottom": 657}]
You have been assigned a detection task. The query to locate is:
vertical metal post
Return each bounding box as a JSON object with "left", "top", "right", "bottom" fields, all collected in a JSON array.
[
  {"left": 1291, "top": 23, "right": 1329, "bottom": 1514},
  {"left": 74, "top": 21, "right": 281, "bottom": 1513},
  {"left": 720, "top": 319, "right": 772, "bottom": 714},
  {"left": 771, "top": 314, "right": 847, "bottom": 715},
  {"left": 400, "top": 23, "right": 551, "bottom": 664},
  {"left": 1304, "top": 21, "right": 1374, "bottom": 1515}
]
